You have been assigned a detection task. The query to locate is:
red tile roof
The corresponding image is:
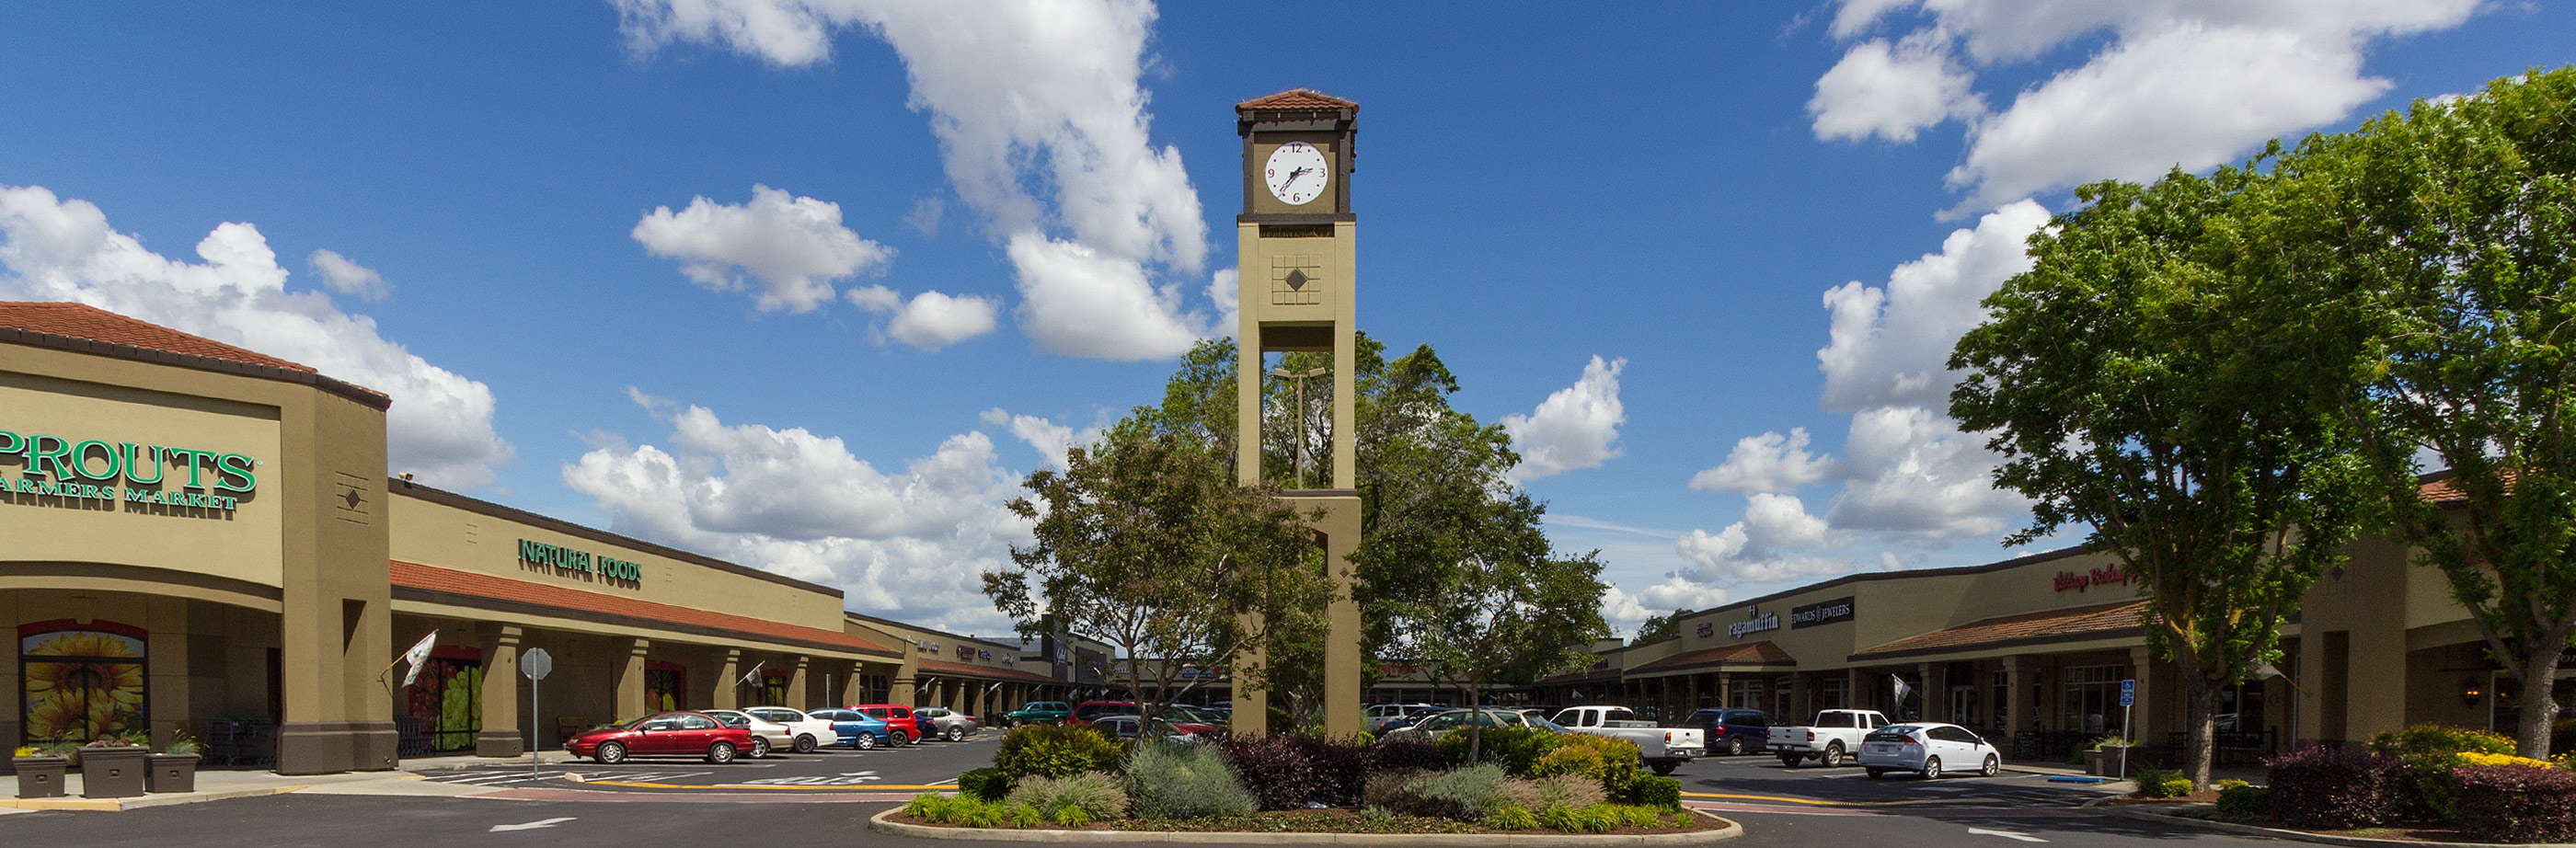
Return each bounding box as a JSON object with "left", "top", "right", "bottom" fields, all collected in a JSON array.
[
  {"left": 390, "top": 560, "right": 899, "bottom": 658},
  {"left": 916, "top": 658, "right": 1060, "bottom": 684},
  {"left": 1626, "top": 641, "right": 1795, "bottom": 674},
  {"left": 1854, "top": 600, "right": 2148, "bottom": 659},
  {"left": 0, "top": 301, "right": 314, "bottom": 371},
  {"left": 1236, "top": 88, "right": 1357, "bottom": 113}
]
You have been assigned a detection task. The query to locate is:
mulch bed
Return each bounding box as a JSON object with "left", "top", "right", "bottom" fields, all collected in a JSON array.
[
  {"left": 2156, "top": 805, "right": 2489, "bottom": 843},
  {"left": 887, "top": 808, "right": 1726, "bottom": 836}
]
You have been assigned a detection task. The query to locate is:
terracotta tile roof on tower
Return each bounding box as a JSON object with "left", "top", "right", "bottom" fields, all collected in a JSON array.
[
  {"left": 915, "top": 658, "right": 1062, "bottom": 684},
  {"left": 1236, "top": 88, "right": 1357, "bottom": 112},
  {"left": 1853, "top": 600, "right": 2148, "bottom": 660},
  {"left": 0, "top": 301, "right": 316, "bottom": 372},
  {"left": 1625, "top": 641, "right": 1796, "bottom": 674},
  {"left": 390, "top": 560, "right": 901, "bottom": 658}
]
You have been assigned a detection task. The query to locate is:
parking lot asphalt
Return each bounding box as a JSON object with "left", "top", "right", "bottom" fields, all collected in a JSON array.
[{"left": 407, "top": 733, "right": 999, "bottom": 796}]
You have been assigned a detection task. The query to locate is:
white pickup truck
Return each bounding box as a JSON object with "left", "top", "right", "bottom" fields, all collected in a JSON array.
[
  {"left": 1548, "top": 705, "right": 1707, "bottom": 776},
  {"left": 1768, "top": 709, "right": 1891, "bottom": 768}
]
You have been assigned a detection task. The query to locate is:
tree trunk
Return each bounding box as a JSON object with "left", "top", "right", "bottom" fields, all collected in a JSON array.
[
  {"left": 2182, "top": 670, "right": 2219, "bottom": 789},
  {"left": 1463, "top": 682, "right": 1483, "bottom": 766},
  {"left": 2519, "top": 652, "right": 2562, "bottom": 759}
]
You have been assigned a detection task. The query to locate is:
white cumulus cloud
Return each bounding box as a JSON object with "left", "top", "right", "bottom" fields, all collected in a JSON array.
[
  {"left": 846, "top": 285, "right": 998, "bottom": 350},
  {"left": 0, "top": 185, "right": 513, "bottom": 489},
  {"left": 632, "top": 184, "right": 893, "bottom": 314},
  {"left": 564, "top": 391, "right": 1029, "bottom": 630},
  {"left": 306, "top": 248, "right": 391, "bottom": 301},
  {"left": 1817, "top": 200, "right": 2047, "bottom": 412},
  {"left": 1503, "top": 356, "right": 1627, "bottom": 482},
  {"left": 1675, "top": 493, "right": 1853, "bottom": 585},
  {"left": 979, "top": 407, "right": 1104, "bottom": 471},
  {"left": 1827, "top": 406, "right": 2028, "bottom": 538},
  {"left": 1692, "top": 428, "right": 1833, "bottom": 496},
  {"left": 1815, "top": 0, "right": 2483, "bottom": 216},
  {"left": 616, "top": 0, "right": 1213, "bottom": 359}
]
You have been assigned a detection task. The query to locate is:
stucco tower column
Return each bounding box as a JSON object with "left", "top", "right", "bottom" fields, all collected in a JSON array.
[
  {"left": 787, "top": 655, "right": 810, "bottom": 709},
  {"left": 615, "top": 638, "right": 650, "bottom": 720},
  {"left": 2126, "top": 647, "right": 2154, "bottom": 742},
  {"left": 475, "top": 624, "right": 524, "bottom": 757},
  {"left": 2005, "top": 656, "right": 2033, "bottom": 753},
  {"left": 716, "top": 648, "right": 742, "bottom": 710}
]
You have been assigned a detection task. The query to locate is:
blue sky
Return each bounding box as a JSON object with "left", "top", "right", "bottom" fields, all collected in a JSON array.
[{"left": 3, "top": 2, "right": 2568, "bottom": 637}]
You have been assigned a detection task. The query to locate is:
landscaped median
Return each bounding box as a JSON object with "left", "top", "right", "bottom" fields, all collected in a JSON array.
[
  {"left": 2093, "top": 724, "right": 2576, "bottom": 846},
  {"left": 875, "top": 724, "right": 1742, "bottom": 842}
]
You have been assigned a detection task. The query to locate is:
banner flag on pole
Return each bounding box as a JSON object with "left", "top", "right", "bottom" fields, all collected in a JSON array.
[
  {"left": 741, "top": 660, "right": 765, "bottom": 686},
  {"left": 399, "top": 630, "right": 439, "bottom": 687},
  {"left": 1891, "top": 673, "right": 1912, "bottom": 705}
]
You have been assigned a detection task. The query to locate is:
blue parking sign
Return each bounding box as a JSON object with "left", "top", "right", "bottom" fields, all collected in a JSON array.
[{"left": 2121, "top": 679, "right": 2135, "bottom": 706}]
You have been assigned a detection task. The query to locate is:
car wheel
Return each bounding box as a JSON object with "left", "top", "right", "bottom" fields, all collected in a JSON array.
[
  {"left": 1821, "top": 743, "right": 1845, "bottom": 768},
  {"left": 707, "top": 740, "right": 737, "bottom": 764},
  {"left": 1650, "top": 761, "right": 1677, "bottom": 776},
  {"left": 749, "top": 737, "right": 770, "bottom": 759},
  {"left": 595, "top": 741, "right": 627, "bottom": 765},
  {"left": 794, "top": 734, "right": 818, "bottom": 753},
  {"left": 854, "top": 733, "right": 877, "bottom": 750},
  {"left": 1982, "top": 754, "right": 2000, "bottom": 777},
  {"left": 946, "top": 726, "right": 964, "bottom": 742},
  {"left": 891, "top": 730, "right": 911, "bottom": 746},
  {"left": 1922, "top": 756, "right": 1942, "bottom": 780},
  {"left": 1726, "top": 738, "right": 1744, "bottom": 756},
  {"left": 1867, "top": 768, "right": 1886, "bottom": 779},
  {"left": 1780, "top": 754, "right": 1801, "bottom": 769}
]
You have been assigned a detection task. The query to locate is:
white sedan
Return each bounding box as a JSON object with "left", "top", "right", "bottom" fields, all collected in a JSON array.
[
  {"left": 744, "top": 706, "right": 840, "bottom": 753},
  {"left": 1859, "top": 722, "right": 2001, "bottom": 779},
  {"left": 701, "top": 708, "right": 790, "bottom": 758}
]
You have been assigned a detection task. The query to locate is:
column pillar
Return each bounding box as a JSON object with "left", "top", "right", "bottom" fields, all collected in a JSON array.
[
  {"left": 615, "top": 638, "right": 650, "bottom": 723},
  {"left": 2128, "top": 647, "right": 2155, "bottom": 743},
  {"left": 475, "top": 624, "right": 524, "bottom": 757},
  {"left": 787, "top": 655, "right": 811, "bottom": 709},
  {"left": 1917, "top": 661, "right": 1938, "bottom": 722},
  {"left": 1717, "top": 672, "right": 1732, "bottom": 708},
  {"left": 2005, "top": 655, "right": 2033, "bottom": 756},
  {"left": 837, "top": 661, "right": 865, "bottom": 707},
  {"left": 715, "top": 648, "right": 742, "bottom": 709}
]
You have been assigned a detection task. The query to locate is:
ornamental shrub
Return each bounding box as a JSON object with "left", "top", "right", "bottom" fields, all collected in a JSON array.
[
  {"left": 1292, "top": 735, "right": 1374, "bottom": 808},
  {"left": 957, "top": 767, "right": 1013, "bottom": 801},
  {"left": 1362, "top": 768, "right": 1437, "bottom": 818},
  {"left": 1005, "top": 802, "right": 1042, "bottom": 829},
  {"left": 2368, "top": 723, "right": 2516, "bottom": 819},
  {"left": 2214, "top": 784, "right": 2270, "bottom": 820},
  {"left": 2455, "top": 764, "right": 2576, "bottom": 843},
  {"left": 1620, "top": 774, "right": 1682, "bottom": 810},
  {"left": 1125, "top": 739, "right": 1258, "bottom": 819},
  {"left": 2265, "top": 745, "right": 2401, "bottom": 829},
  {"left": 1003, "top": 772, "right": 1130, "bottom": 822},
  {"left": 1531, "top": 741, "right": 1608, "bottom": 783},
  {"left": 1551, "top": 733, "right": 1646, "bottom": 799},
  {"left": 1532, "top": 774, "right": 1607, "bottom": 810},
  {"left": 1213, "top": 732, "right": 1321, "bottom": 810},
  {"left": 2369, "top": 723, "right": 2514, "bottom": 759},
  {"left": 2131, "top": 766, "right": 2191, "bottom": 798},
  {"left": 1056, "top": 805, "right": 1093, "bottom": 828},
  {"left": 1367, "top": 736, "right": 1446, "bottom": 775},
  {"left": 2456, "top": 751, "right": 2553, "bottom": 769},
  {"left": 1405, "top": 763, "right": 1515, "bottom": 820},
  {"left": 1483, "top": 805, "right": 1540, "bottom": 831},
  {"left": 994, "top": 723, "right": 1121, "bottom": 781},
  {"left": 1432, "top": 726, "right": 1563, "bottom": 774}
]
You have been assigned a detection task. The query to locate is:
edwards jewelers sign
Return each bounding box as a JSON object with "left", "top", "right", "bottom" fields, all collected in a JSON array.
[{"left": 0, "top": 429, "right": 259, "bottom": 511}]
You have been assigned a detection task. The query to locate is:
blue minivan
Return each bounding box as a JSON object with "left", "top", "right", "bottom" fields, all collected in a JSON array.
[{"left": 1685, "top": 708, "right": 1771, "bottom": 755}]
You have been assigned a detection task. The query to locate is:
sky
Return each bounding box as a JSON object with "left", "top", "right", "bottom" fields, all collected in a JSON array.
[{"left": 3, "top": 2, "right": 2569, "bottom": 640}]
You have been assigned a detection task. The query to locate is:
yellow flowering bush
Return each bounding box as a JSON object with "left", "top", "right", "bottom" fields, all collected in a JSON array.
[{"left": 2457, "top": 751, "right": 2554, "bottom": 769}]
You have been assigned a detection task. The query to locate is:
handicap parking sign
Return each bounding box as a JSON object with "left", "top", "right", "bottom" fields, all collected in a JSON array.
[{"left": 2120, "top": 679, "right": 2135, "bottom": 706}]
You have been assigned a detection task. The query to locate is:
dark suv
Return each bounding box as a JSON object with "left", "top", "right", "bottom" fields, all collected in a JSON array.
[{"left": 1685, "top": 707, "right": 1770, "bottom": 755}]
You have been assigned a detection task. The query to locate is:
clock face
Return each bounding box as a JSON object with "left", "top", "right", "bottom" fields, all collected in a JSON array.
[{"left": 1264, "top": 142, "right": 1330, "bottom": 206}]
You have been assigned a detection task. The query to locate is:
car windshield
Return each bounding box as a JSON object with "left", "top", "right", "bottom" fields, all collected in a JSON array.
[{"left": 1528, "top": 716, "right": 1569, "bottom": 733}]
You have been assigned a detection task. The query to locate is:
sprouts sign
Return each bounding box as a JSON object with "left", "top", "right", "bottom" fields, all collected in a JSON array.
[{"left": 0, "top": 429, "right": 259, "bottom": 511}]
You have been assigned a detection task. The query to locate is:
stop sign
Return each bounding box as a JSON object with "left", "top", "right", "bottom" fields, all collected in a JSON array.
[{"left": 523, "top": 647, "right": 553, "bottom": 681}]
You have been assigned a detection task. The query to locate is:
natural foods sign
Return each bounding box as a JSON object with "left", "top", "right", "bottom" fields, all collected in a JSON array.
[
  {"left": 517, "top": 538, "right": 644, "bottom": 583},
  {"left": 0, "top": 429, "right": 259, "bottom": 511}
]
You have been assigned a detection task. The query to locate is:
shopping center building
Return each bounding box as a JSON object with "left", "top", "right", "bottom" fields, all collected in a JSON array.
[
  {"left": 1532, "top": 530, "right": 2510, "bottom": 763},
  {"left": 1, "top": 303, "right": 918, "bottom": 774}
]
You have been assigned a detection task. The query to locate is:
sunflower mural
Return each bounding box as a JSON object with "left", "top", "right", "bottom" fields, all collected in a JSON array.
[{"left": 20, "top": 625, "right": 147, "bottom": 745}]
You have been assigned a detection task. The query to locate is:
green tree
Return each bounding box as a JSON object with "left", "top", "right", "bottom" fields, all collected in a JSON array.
[
  {"left": 984, "top": 425, "right": 1330, "bottom": 733},
  {"left": 1949, "top": 163, "right": 2373, "bottom": 787},
  {"left": 2290, "top": 68, "right": 2576, "bottom": 757},
  {"left": 1634, "top": 609, "right": 1694, "bottom": 644}
]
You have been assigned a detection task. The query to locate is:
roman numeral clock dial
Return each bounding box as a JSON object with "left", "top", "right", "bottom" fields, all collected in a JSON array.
[{"left": 1264, "top": 141, "right": 1330, "bottom": 206}]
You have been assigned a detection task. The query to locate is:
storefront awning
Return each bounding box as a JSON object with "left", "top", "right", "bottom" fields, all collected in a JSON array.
[
  {"left": 391, "top": 560, "right": 902, "bottom": 659},
  {"left": 1623, "top": 641, "right": 1795, "bottom": 677},
  {"left": 1851, "top": 600, "right": 2147, "bottom": 662}
]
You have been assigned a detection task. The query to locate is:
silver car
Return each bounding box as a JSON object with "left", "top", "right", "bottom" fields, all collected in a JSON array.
[
  {"left": 914, "top": 706, "right": 981, "bottom": 741},
  {"left": 1858, "top": 722, "right": 2001, "bottom": 779}
]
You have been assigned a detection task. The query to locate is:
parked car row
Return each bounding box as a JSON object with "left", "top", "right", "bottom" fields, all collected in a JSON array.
[{"left": 566, "top": 703, "right": 985, "bottom": 764}]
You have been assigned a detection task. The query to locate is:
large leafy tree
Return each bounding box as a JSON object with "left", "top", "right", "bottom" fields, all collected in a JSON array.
[
  {"left": 1949, "top": 163, "right": 2373, "bottom": 787},
  {"left": 1132, "top": 336, "right": 1609, "bottom": 728},
  {"left": 2292, "top": 67, "right": 2576, "bottom": 756},
  {"left": 1634, "top": 609, "right": 1694, "bottom": 644},
  {"left": 984, "top": 424, "right": 1330, "bottom": 731}
]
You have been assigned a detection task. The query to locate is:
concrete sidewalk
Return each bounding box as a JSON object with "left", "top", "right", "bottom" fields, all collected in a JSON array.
[{"left": 1, "top": 753, "right": 558, "bottom": 812}]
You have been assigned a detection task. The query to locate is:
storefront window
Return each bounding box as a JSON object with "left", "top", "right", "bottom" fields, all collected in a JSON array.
[
  {"left": 2063, "top": 664, "right": 2127, "bottom": 736},
  {"left": 760, "top": 671, "right": 788, "bottom": 707},
  {"left": 19, "top": 621, "right": 147, "bottom": 745},
  {"left": 646, "top": 662, "right": 684, "bottom": 711},
  {"left": 1821, "top": 678, "right": 1846, "bottom": 710},
  {"left": 402, "top": 651, "right": 483, "bottom": 751}
]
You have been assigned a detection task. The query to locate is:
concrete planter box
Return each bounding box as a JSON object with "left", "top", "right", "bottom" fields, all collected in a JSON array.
[
  {"left": 12, "top": 756, "right": 68, "bottom": 798},
  {"left": 2086, "top": 746, "right": 2132, "bottom": 776},
  {"left": 145, "top": 753, "right": 200, "bottom": 794},
  {"left": 78, "top": 747, "right": 147, "bottom": 798}
]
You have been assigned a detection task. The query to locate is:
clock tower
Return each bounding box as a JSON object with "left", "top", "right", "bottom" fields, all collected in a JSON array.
[{"left": 1234, "top": 89, "right": 1363, "bottom": 738}]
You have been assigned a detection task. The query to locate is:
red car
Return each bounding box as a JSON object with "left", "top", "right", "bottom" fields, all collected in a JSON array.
[
  {"left": 1069, "top": 701, "right": 1140, "bottom": 725},
  {"left": 566, "top": 711, "right": 753, "bottom": 764},
  {"left": 847, "top": 704, "right": 922, "bottom": 745}
]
